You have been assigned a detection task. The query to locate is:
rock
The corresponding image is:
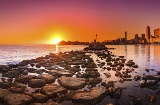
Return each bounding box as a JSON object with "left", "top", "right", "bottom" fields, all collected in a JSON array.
[
  {"left": 5, "top": 70, "right": 20, "bottom": 78},
  {"left": 104, "top": 72, "right": 111, "bottom": 78},
  {"left": 28, "top": 79, "right": 46, "bottom": 88},
  {"left": 117, "top": 65, "right": 122, "bottom": 70},
  {"left": 83, "top": 71, "right": 100, "bottom": 78},
  {"left": 58, "top": 76, "right": 87, "bottom": 90},
  {"left": 119, "top": 79, "right": 123, "bottom": 83},
  {"left": 157, "top": 71, "right": 160, "bottom": 75},
  {"left": 4, "top": 93, "right": 33, "bottom": 105},
  {"left": 49, "top": 70, "right": 73, "bottom": 77},
  {"left": 123, "top": 73, "right": 131, "bottom": 78},
  {"left": 146, "top": 80, "right": 156, "bottom": 86},
  {"left": 88, "top": 78, "right": 102, "bottom": 85},
  {"left": 67, "top": 87, "right": 106, "bottom": 105},
  {"left": 47, "top": 102, "right": 61, "bottom": 105},
  {"left": 0, "top": 82, "right": 11, "bottom": 89},
  {"left": 134, "top": 75, "right": 141, "bottom": 81},
  {"left": 149, "top": 95, "right": 156, "bottom": 103},
  {"left": 15, "top": 75, "right": 37, "bottom": 84},
  {"left": 132, "top": 64, "right": 138, "bottom": 68},
  {"left": 139, "top": 80, "right": 146, "bottom": 87},
  {"left": 0, "top": 88, "right": 12, "bottom": 103},
  {"left": 32, "top": 93, "right": 48, "bottom": 103},
  {"left": 38, "top": 74, "right": 56, "bottom": 84},
  {"left": 40, "top": 84, "right": 67, "bottom": 98},
  {"left": 36, "top": 64, "right": 42, "bottom": 68}
]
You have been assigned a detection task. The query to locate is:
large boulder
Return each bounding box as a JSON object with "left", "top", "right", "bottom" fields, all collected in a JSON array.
[
  {"left": 58, "top": 76, "right": 87, "bottom": 90},
  {"left": 0, "top": 88, "right": 12, "bottom": 103},
  {"left": 4, "top": 93, "right": 33, "bottom": 105},
  {"left": 40, "top": 84, "right": 67, "bottom": 98},
  {"left": 28, "top": 79, "right": 46, "bottom": 88},
  {"left": 67, "top": 87, "right": 106, "bottom": 105},
  {"left": 38, "top": 74, "right": 56, "bottom": 84}
]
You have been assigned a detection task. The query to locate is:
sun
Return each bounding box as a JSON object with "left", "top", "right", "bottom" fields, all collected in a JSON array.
[{"left": 52, "top": 38, "right": 61, "bottom": 45}]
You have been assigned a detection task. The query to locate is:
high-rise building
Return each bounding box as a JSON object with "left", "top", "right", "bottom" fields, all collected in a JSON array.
[
  {"left": 146, "top": 26, "right": 151, "bottom": 43},
  {"left": 135, "top": 34, "right": 139, "bottom": 44},
  {"left": 154, "top": 28, "right": 160, "bottom": 38},
  {"left": 125, "top": 31, "right": 127, "bottom": 44}
]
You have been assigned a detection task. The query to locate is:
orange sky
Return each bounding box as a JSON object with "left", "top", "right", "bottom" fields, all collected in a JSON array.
[{"left": 0, "top": 0, "right": 160, "bottom": 44}]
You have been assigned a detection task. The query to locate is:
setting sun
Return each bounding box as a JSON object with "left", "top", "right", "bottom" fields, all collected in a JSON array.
[{"left": 52, "top": 38, "right": 61, "bottom": 45}]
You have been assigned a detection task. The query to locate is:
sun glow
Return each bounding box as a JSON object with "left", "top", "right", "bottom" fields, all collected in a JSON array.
[{"left": 52, "top": 38, "right": 61, "bottom": 45}]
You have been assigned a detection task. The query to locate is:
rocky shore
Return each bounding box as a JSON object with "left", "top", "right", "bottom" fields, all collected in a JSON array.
[{"left": 0, "top": 48, "right": 160, "bottom": 105}]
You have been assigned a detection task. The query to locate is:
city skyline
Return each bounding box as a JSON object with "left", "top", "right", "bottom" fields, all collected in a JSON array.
[{"left": 0, "top": 0, "right": 160, "bottom": 44}]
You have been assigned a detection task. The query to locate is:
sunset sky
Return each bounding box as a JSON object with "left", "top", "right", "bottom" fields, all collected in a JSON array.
[{"left": 0, "top": 0, "right": 160, "bottom": 44}]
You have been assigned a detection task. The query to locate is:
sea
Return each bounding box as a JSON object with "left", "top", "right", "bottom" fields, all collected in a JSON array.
[{"left": 0, "top": 44, "right": 160, "bottom": 104}]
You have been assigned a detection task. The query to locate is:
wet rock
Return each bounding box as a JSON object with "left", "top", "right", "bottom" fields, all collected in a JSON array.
[
  {"left": 83, "top": 71, "right": 100, "bottom": 78},
  {"left": 115, "top": 71, "right": 122, "bottom": 78},
  {"left": 149, "top": 95, "right": 156, "bottom": 103},
  {"left": 67, "top": 87, "right": 106, "bottom": 105},
  {"left": 104, "top": 72, "right": 111, "bottom": 78},
  {"left": 47, "top": 102, "right": 61, "bottom": 105},
  {"left": 32, "top": 93, "right": 48, "bottom": 103},
  {"left": 36, "top": 64, "right": 42, "bottom": 68},
  {"left": 49, "top": 70, "right": 73, "bottom": 77},
  {"left": 119, "top": 79, "right": 124, "bottom": 83},
  {"left": 134, "top": 75, "right": 141, "bottom": 81},
  {"left": 123, "top": 73, "right": 131, "bottom": 78},
  {"left": 40, "top": 84, "right": 67, "bottom": 98},
  {"left": 70, "top": 67, "right": 81, "bottom": 73},
  {"left": 88, "top": 78, "right": 102, "bottom": 85},
  {"left": 5, "top": 70, "right": 20, "bottom": 78},
  {"left": 157, "top": 71, "right": 160, "bottom": 75},
  {"left": 58, "top": 76, "right": 87, "bottom": 90},
  {"left": 101, "top": 82, "right": 107, "bottom": 86},
  {"left": 0, "top": 82, "right": 11, "bottom": 89},
  {"left": 106, "top": 67, "right": 111, "bottom": 71},
  {"left": 4, "top": 94, "right": 33, "bottom": 105},
  {"left": 28, "top": 79, "right": 46, "bottom": 88},
  {"left": 0, "top": 88, "right": 12, "bottom": 103},
  {"left": 130, "top": 96, "right": 141, "bottom": 105},
  {"left": 8, "top": 82, "right": 26, "bottom": 93},
  {"left": 108, "top": 87, "right": 122, "bottom": 99},
  {"left": 117, "top": 65, "right": 122, "bottom": 71},
  {"left": 9, "top": 87, "right": 25, "bottom": 93},
  {"left": 132, "top": 64, "right": 138, "bottom": 68},
  {"left": 146, "top": 80, "right": 156, "bottom": 86},
  {"left": 15, "top": 75, "right": 37, "bottom": 84},
  {"left": 38, "top": 74, "right": 56, "bottom": 84},
  {"left": 139, "top": 80, "right": 147, "bottom": 87},
  {"left": 19, "top": 60, "right": 29, "bottom": 66}
]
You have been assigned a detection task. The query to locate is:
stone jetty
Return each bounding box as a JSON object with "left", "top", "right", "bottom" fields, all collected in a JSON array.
[{"left": 0, "top": 48, "right": 160, "bottom": 105}]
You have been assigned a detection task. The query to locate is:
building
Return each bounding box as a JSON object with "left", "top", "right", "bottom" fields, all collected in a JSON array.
[
  {"left": 146, "top": 26, "right": 151, "bottom": 43},
  {"left": 135, "top": 34, "right": 139, "bottom": 44},
  {"left": 154, "top": 28, "right": 160, "bottom": 38},
  {"left": 154, "top": 28, "right": 160, "bottom": 43},
  {"left": 125, "top": 31, "right": 127, "bottom": 44}
]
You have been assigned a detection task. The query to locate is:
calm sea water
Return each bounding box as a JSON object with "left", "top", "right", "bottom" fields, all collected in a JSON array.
[{"left": 0, "top": 45, "right": 86, "bottom": 65}]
